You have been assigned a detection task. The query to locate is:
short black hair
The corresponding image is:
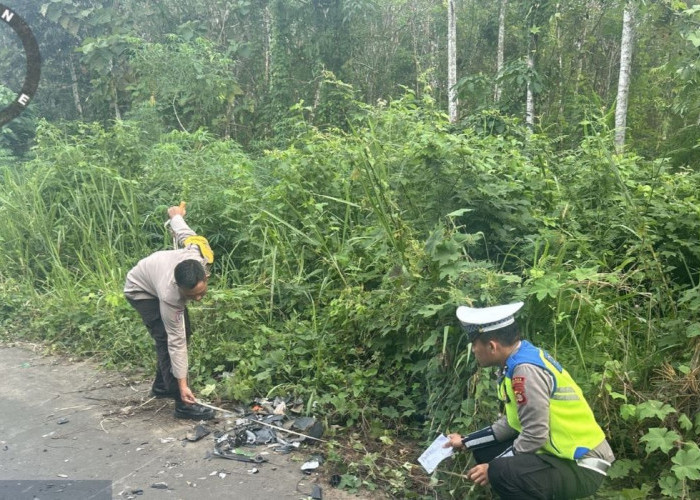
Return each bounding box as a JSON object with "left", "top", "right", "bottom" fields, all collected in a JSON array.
[
  {"left": 174, "top": 259, "right": 206, "bottom": 289},
  {"left": 473, "top": 322, "right": 520, "bottom": 347}
]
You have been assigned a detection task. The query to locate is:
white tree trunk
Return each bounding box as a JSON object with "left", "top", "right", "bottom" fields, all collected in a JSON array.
[
  {"left": 615, "top": 1, "right": 635, "bottom": 152},
  {"left": 69, "top": 55, "right": 83, "bottom": 120},
  {"left": 526, "top": 50, "right": 534, "bottom": 130},
  {"left": 494, "top": 0, "right": 507, "bottom": 102},
  {"left": 447, "top": 0, "right": 458, "bottom": 123}
]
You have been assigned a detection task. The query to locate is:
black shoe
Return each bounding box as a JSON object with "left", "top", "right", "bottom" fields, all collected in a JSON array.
[
  {"left": 150, "top": 385, "right": 177, "bottom": 399},
  {"left": 174, "top": 402, "right": 215, "bottom": 421}
]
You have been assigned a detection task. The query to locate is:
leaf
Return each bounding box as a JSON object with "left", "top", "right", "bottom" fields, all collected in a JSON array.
[
  {"left": 529, "top": 275, "right": 563, "bottom": 301},
  {"left": 381, "top": 406, "right": 399, "bottom": 419},
  {"left": 607, "top": 458, "right": 642, "bottom": 480},
  {"left": 416, "top": 304, "right": 446, "bottom": 318},
  {"left": 679, "top": 413, "right": 693, "bottom": 431},
  {"left": 639, "top": 427, "right": 680, "bottom": 454},
  {"left": 658, "top": 474, "right": 684, "bottom": 498},
  {"left": 445, "top": 208, "right": 472, "bottom": 217},
  {"left": 685, "top": 322, "right": 700, "bottom": 338},
  {"left": 620, "top": 404, "right": 637, "bottom": 421},
  {"left": 671, "top": 447, "right": 700, "bottom": 480},
  {"left": 200, "top": 383, "right": 216, "bottom": 397},
  {"left": 686, "top": 32, "right": 700, "bottom": 48},
  {"left": 636, "top": 400, "right": 676, "bottom": 421}
]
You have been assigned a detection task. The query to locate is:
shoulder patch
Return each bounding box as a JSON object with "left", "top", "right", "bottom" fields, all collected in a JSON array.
[{"left": 512, "top": 376, "right": 527, "bottom": 405}]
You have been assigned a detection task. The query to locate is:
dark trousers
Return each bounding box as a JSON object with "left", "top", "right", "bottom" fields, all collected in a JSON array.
[
  {"left": 473, "top": 440, "right": 604, "bottom": 500},
  {"left": 127, "top": 298, "right": 191, "bottom": 402}
]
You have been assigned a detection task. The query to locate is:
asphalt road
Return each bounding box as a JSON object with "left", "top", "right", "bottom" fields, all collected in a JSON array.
[{"left": 0, "top": 344, "right": 358, "bottom": 500}]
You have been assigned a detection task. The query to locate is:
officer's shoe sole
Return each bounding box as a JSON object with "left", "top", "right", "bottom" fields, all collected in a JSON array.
[{"left": 174, "top": 403, "right": 215, "bottom": 421}]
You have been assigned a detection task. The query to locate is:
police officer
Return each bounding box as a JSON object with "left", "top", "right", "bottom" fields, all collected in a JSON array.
[
  {"left": 124, "top": 204, "right": 215, "bottom": 420},
  {"left": 443, "top": 302, "right": 614, "bottom": 499}
]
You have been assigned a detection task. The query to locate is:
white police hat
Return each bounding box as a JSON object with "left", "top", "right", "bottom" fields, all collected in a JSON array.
[{"left": 456, "top": 302, "right": 524, "bottom": 340}]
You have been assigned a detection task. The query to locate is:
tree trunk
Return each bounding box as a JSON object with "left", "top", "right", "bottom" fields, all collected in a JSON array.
[
  {"left": 263, "top": 3, "right": 272, "bottom": 90},
  {"left": 615, "top": 1, "right": 635, "bottom": 152},
  {"left": 69, "top": 55, "right": 83, "bottom": 120},
  {"left": 447, "top": 0, "right": 458, "bottom": 123},
  {"left": 109, "top": 57, "right": 121, "bottom": 121},
  {"left": 526, "top": 53, "right": 534, "bottom": 130},
  {"left": 494, "top": 0, "right": 507, "bottom": 103},
  {"left": 556, "top": 2, "right": 563, "bottom": 131}
]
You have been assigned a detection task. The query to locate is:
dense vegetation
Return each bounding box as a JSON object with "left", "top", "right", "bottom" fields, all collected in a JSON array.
[{"left": 1, "top": 0, "right": 699, "bottom": 498}]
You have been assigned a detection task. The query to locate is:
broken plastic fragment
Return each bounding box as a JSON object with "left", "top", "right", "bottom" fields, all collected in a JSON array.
[
  {"left": 186, "top": 424, "right": 211, "bottom": 442},
  {"left": 301, "top": 460, "right": 320, "bottom": 472},
  {"left": 253, "top": 427, "right": 275, "bottom": 444},
  {"left": 56, "top": 417, "right": 69, "bottom": 425},
  {"left": 150, "top": 482, "right": 168, "bottom": 489}
]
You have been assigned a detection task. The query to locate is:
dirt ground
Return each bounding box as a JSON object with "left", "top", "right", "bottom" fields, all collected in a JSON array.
[{"left": 0, "top": 343, "right": 379, "bottom": 500}]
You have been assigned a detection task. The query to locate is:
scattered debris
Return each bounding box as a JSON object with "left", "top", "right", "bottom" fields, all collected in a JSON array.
[
  {"left": 212, "top": 434, "right": 267, "bottom": 463},
  {"left": 121, "top": 488, "right": 143, "bottom": 496},
  {"left": 247, "top": 467, "right": 259, "bottom": 474},
  {"left": 186, "top": 424, "right": 211, "bottom": 442},
  {"left": 56, "top": 417, "right": 69, "bottom": 425},
  {"left": 301, "top": 455, "right": 324, "bottom": 474},
  {"left": 273, "top": 401, "right": 286, "bottom": 415},
  {"left": 301, "top": 460, "right": 319, "bottom": 472},
  {"left": 311, "top": 484, "right": 323, "bottom": 500},
  {"left": 159, "top": 437, "right": 176, "bottom": 444},
  {"left": 150, "top": 482, "right": 168, "bottom": 489},
  {"left": 57, "top": 474, "right": 68, "bottom": 478}
]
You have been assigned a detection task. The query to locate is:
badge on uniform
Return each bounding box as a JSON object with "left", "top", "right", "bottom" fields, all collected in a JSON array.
[{"left": 513, "top": 376, "right": 527, "bottom": 405}]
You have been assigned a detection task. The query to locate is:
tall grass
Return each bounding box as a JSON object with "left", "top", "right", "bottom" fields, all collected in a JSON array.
[{"left": 1, "top": 97, "right": 699, "bottom": 496}]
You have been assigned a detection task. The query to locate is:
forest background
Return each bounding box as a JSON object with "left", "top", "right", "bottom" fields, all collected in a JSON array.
[{"left": 1, "top": 0, "right": 700, "bottom": 498}]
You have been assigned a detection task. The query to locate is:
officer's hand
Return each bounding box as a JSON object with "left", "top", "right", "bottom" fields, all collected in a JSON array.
[
  {"left": 444, "top": 433, "right": 465, "bottom": 450},
  {"left": 168, "top": 202, "right": 186, "bottom": 219},
  {"left": 179, "top": 386, "right": 196, "bottom": 404},
  {"left": 467, "top": 463, "right": 490, "bottom": 486}
]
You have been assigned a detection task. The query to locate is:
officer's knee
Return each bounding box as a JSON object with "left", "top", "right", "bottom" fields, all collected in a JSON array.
[{"left": 487, "top": 457, "right": 510, "bottom": 485}]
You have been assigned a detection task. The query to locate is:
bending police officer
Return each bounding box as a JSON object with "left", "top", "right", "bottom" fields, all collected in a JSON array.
[{"left": 124, "top": 204, "right": 215, "bottom": 420}]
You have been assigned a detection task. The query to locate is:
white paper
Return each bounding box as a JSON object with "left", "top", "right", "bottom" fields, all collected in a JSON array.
[{"left": 418, "top": 434, "right": 454, "bottom": 474}]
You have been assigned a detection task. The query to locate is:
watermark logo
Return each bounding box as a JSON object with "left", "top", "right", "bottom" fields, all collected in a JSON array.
[{"left": 0, "top": 4, "right": 41, "bottom": 128}]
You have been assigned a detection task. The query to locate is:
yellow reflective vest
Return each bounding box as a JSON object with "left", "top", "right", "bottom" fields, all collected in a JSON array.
[{"left": 497, "top": 341, "right": 606, "bottom": 460}]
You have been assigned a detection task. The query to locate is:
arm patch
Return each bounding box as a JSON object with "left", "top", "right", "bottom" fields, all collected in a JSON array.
[{"left": 512, "top": 376, "right": 527, "bottom": 405}]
